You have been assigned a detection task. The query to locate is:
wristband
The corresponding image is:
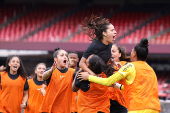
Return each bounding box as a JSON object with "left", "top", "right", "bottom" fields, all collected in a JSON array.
[{"left": 120, "top": 84, "right": 122, "bottom": 90}]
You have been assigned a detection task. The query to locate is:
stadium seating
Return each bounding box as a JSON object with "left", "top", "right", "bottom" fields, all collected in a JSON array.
[
  {"left": 0, "top": 4, "right": 28, "bottom": 25},
  {"left": 0, "top": 4, "right": 170, "bottom": 44},
  {"left": 0, "top": 4, "right": 74, "bottom": 41},
  {"left": 150, "top": 31, "right": 170, "bottom": 45},
  {"left": 24, "top": 5, "right": 116, "bottom": 43},
  {"left": 157, "top": 75, "right": 170, "bottom": 99},
  {"left": 118, "top": 13, "right": 170, "bottom": 44}
]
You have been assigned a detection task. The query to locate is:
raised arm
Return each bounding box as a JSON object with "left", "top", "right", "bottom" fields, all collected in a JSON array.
[
  {"left": 0, "top": 65, "right": 6, "bottom": 72},
  {"left": 79, "top": 57, "right": 96, "bottom": 75},
  {"left": 42, "top": 68, "right": 53, "bottom": 80},
  {"left": 43, "top": 62, "right": 57, "bottom": 80}
]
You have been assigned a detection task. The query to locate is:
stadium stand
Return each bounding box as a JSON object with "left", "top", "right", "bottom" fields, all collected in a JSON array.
[
  {"left": 120, "top": 13, "right": 170, "bottom": 44},
  {"left": 0, "top": 3, "right": 170, "bottom": 44},
  {"left": 0, "top": 4, "right": 26, "bottom": 25},
  {"left": 0, "top": 4, "right": 74, "bottom": 41}
]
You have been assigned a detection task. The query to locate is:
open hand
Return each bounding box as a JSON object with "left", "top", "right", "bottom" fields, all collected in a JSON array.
[
  {"left": 52, "top": 61, "right": 57, "bottom": 71},
  {"left": 76, "top": 69, "right": 83, "bottom": 76},
  {"left": 114, "top": 62, "right": 122, "bottom": 69},
  {"left": 0, "top": 65, "right": 6, "bottom": 71},
  {"left": 77, "top": 72, "right": 90, "bottom": 81}
]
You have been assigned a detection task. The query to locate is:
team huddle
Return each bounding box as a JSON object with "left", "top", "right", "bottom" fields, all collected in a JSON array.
[{"left": 0, "top": 15, "right": 161, "bottom": 113}]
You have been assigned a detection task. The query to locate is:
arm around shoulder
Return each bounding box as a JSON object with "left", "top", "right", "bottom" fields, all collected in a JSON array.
[
  {"left": 88, "top": 63, "right": 135, "bottom": 86},
  {"left": 88, "top": 72, "right": 125, "bottom": 86}
]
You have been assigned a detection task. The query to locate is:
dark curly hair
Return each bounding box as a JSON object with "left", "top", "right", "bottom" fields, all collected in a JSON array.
[
  {"left": 89, "top": 55, "right": 115, "bottom": 77},
  {"left": 81, "top": 14, "right": 111, "bottom": 41}
]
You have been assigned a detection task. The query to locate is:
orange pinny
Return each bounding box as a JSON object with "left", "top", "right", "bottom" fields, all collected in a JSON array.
[
  {"left": 0, "top": 71, "right": 26, "bottom": 113},
  {"left": 124, "top": 61, "right": 161, "bottom": 111},
  {"left": 71, "top": 91, "right": 78, "bottom": 113},
  {"left": 39, "top": 68, "right": 75, "bottom": 113},
  {"left": 77, "top": 72, "right": 110, "bottom": 113},
  {"left": 25, "top": 78, "right": 45, "bottom": 113},
  {"left": 108, "top": 61, "right": 127, "bottom": 107}
]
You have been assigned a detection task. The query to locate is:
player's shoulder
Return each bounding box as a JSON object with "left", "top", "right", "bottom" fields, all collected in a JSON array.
[{"left": 121, "top": 62, "right": 135, "bottom": 71}]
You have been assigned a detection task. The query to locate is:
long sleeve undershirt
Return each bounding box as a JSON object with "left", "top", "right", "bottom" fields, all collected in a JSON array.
[{"left": 88, "top": 63, "right": 136, "bottom": 86}]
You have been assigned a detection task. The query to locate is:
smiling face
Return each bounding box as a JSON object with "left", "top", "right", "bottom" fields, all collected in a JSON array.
[
  {"left": 68, "top": 53, "right": 79, "bottom": 68},
  {"left": 56, "top": 50, "right": 68, "bottom": 68},
  {"left": 111, "top": 44, "right": 121, "bottom": 62},
  {"left": 103, "top": 24, "right": 117, "bottom": 44},
  {"left": 8, "top": 57, "right": 20, "bottom": 73},
  {"left": 35, "top": 64, "right": 46, "bottom": 77}
]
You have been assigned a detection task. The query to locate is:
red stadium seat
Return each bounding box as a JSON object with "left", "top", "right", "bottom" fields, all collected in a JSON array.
[{"left": 0, "top": 4, "right": 169, "bottom": 44}]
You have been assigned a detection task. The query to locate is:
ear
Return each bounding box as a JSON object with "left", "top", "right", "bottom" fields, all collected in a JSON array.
[
  {"left": 118, "top": 53, "right": 121, "bottom": 58},
  {"left": 133, "top": 51, "right": 137, "bottom": 58},
  {"left": 35, "top": 69, "right": 37, "bottom": 74},
  {"left": 102, "top": 31, "right": 107, "bottom": 37},
  {"left": 54, "top": 58, "right": 57, "bottom": 62},
  {"left": 8, "top": 62, "right": 11, "bottom": 67}
]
